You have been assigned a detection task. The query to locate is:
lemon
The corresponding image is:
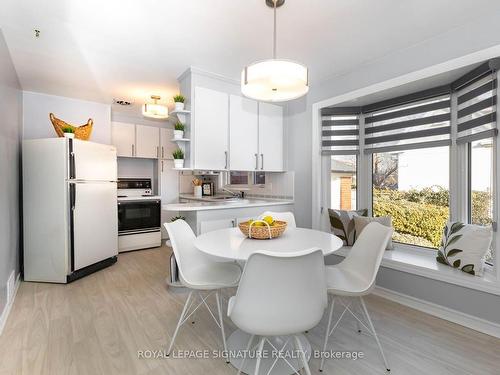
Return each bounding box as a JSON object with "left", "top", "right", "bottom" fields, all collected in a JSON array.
[
  {"left": 263, "top": 216, "right": 275, "bottom": 226},
  {"left": 253, "top": 221, "right": 265, "bottom": 226}
]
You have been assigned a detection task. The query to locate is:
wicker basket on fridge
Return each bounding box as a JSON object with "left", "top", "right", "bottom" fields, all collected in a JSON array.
[
  {"left": 238, "top": 220, "right": 288, "bottom": 239},
  {"left": 49, "top": 113, "right": 93, "bottom": 141}
]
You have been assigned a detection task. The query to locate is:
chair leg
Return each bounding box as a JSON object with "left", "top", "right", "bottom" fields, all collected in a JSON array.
[
  {"left": 167, "top": 290, "right": 193, "bottom": 356},
  {"left": 215, "top": 291, "right": 229, "bottom": 363},
  {"left": 294, "top": 335, "right": 311, "bottom": 375},
  {"left": 237, "top": 334, "right": 255, "bottom": 375},
  {"left": 359, "top": 297, "right": 390, "bottom": 372},
  {"left": 254, "top": 337, "right": 265, "bottom": 375},
  {"left": 319, "top": 297, "right": 335, "bottom": 372}
]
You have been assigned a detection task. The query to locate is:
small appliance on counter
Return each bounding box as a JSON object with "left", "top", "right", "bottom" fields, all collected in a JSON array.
[{"left": 117, "top": 178, "right": 162, "bottom": 252}]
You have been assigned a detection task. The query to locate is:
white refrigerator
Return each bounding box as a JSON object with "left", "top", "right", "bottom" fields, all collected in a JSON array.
[{"left": 23, "top": 138, "right": 118, "bottom": 283}]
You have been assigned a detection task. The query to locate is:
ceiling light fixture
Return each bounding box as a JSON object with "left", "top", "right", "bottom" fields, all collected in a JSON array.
[
  {"left": 241, "top": 0, "right": 308, "bottom": 102},
  {"left": 142, "top": 95, "right": 168, "bottom": 119}
]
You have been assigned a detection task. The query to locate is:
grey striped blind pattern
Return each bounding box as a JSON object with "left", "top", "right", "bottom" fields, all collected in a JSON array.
[
  {"left": 456, "top": 72, "right": 497, "bottom": 144},
  {"left": 363, "top": 95, "right": 451, "bottom": 154},
  {"left": 321, "top": 108, "right": 360, "bottom": 155}
]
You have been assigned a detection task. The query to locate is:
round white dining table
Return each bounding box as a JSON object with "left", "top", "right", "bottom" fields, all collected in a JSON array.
[{"left": 194, "top": 227, "right": 343, "bottom": 375}]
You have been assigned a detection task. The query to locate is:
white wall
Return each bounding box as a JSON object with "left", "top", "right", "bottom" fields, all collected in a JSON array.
[
  {"left": 0, "top": 29, "right": 22, "bottom": 332},
  {"left": 23, "top": 91, "right": 111, "bottom": 144}
]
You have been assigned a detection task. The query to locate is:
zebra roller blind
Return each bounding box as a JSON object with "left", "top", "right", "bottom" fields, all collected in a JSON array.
[
  {"left": 321, "top": 107, "right": 360, "bottom": 155},
  {"left": 320, "top": 58, "right": 499, "bottom": 153},
  {"left": 455, "top": 71, "right": 498, "bottom": 144},
  {"left": 363, "top": 95, "right": 452, "bottom": 154}
]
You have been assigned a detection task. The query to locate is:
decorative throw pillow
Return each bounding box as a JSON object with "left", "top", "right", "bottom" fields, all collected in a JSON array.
[
  {"left": 328, "top": 208, "right": 368, "bottom": 246},
  {"left": 436, "top": 222, "right": 492, "bottom": 276},
  {"left": 353, "top": 216, "right": 394, "bottom": 250}
]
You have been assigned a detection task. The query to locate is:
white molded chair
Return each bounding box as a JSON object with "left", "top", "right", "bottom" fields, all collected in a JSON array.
[
  {"left": 228, "top": 248, "right": 327, "bottom": 375},
  {"left": 164, "top": 220, "right": 241, "bottom": 359},
  {"left": 320, "top": 222, "right": 393, "bottom": 372},
  {"left": 260, "top": 211, "right": 297, "bottom": 228}
]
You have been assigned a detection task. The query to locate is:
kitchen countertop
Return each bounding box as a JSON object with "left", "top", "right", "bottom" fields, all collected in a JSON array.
[{"left": 163, "top": 195, "right": 294, "bottom": 212}]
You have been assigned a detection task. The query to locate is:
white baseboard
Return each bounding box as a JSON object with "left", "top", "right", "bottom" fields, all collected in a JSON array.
[
  {"left": 0, "top": 273, "right": 21, "bottom": 336},
  {"left": 373, "top": 286, "right": 500, "bottom": 339}
]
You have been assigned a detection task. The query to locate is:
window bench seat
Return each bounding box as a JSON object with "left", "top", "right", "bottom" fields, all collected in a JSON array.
[{"left": 329, "top": 245, "right": 500, "bottom": 296}]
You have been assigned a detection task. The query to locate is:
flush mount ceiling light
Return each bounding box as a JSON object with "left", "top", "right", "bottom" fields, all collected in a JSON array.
[
  {"left": 241, "top": 0, "right": 308, "bottom": 102},
  {"left": 142, "top": 95, "right": 168, "bottom": 119}
]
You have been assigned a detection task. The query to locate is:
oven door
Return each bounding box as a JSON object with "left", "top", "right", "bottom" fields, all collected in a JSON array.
[{"left": 118, "top": 200, "right": 161, "bottom": 234}]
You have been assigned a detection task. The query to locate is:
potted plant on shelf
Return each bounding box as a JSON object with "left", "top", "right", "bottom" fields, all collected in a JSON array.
[
  {"left": 173, "top": 94, "right": 185, "bottom": 111},
  {"left": 172, "top": 148, "right": 184, "bottom": 168},
  {"left": 62, "top": 126, "right": 75, "bottom": 139},
  {"left": 174, "top": 122, "right": 185, "bottom": 140}
]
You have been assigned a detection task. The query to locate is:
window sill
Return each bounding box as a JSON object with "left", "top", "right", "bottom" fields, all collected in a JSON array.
[{"left": 332, "top": 244, "right": 500, "bottom": 296}]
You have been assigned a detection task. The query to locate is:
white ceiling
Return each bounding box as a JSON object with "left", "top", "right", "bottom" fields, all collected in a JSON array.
[{"left": 1, "top": 0, "right": 499, "bottom": 106}]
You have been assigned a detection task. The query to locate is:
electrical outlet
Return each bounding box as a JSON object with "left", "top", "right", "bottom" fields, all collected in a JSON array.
[{"left": 6, "top": 271, "right": 15, "bottom": 304}]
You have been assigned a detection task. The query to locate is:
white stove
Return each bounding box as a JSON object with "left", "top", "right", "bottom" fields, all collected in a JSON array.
[{"left": 117, "top": 178, "right": 162, "bottom": 252}]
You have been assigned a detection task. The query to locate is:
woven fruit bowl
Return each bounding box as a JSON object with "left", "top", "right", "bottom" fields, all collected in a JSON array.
[{"left": 238, "top": 220, "right": 288, "bottom": 240}]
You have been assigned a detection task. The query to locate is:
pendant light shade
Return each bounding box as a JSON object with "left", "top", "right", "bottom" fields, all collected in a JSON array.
[
  {"left": 142, "top": 95, "right": 168, "bottom": 119},
  {"left": 242, "top": 59, "right": 308, "bottom": 102},
  {"left": 241, "top": 0, "right": 309, "bottom": 102}
]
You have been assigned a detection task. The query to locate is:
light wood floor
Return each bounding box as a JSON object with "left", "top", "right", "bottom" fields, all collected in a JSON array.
[{"left": 1, "top": 246, "right": 499, "bottom": 375}]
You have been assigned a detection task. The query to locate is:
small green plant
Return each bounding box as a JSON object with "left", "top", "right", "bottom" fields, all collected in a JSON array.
[
  {"left": 173, "top": 94, "right": 185, "bottom": 103},
  {"left": 172, "top": 148, "right": 184, "bottom": 159},
  {"left": 170, "top": 215, "right": 186, "bottom": 222},
  {"left": 174, "top": 122, "right": 185, "bottom": 131},
  {"left": 62, "top": 126, "right": 74, "bottom": 134}
]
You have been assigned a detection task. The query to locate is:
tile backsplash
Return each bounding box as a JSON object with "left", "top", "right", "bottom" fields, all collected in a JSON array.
[
  {"left": 179, "top": 171, "right": 294, "bottom": 200},
  {"left": 245, "top": 172, "right": 294, "bottom": 200}
]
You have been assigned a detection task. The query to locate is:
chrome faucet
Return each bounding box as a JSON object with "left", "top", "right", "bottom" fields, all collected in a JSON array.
[{"left": 222, "top": 187, "right": 245, "bottom": 199}]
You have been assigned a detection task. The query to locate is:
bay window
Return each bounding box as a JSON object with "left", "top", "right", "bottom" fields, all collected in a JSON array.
[{"left": 320, "top": 58, "right": 498, "bottom": 263}]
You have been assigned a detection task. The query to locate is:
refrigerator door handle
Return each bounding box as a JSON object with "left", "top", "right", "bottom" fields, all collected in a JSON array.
[
  {"left": 69, "top": 183, "right": 76, "bottom": 271},
  {"left": 69, "top": 139, "right": 76, "bottom": 179}
]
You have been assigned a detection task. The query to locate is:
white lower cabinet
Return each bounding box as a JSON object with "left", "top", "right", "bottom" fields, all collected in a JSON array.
[
  {"left": 181, "top": 205, "right": 294, "bottom": 236},
  {"left": 160, "top": 159, "right": 179, "bottom": 239},
  {"left": 200, "top": 218, "right": 236, "bottom": 234}
]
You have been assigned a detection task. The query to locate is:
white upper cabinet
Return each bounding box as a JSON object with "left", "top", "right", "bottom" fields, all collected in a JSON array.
[
  {"left": 111, "top": 122, "right": 136, "bottom": 157},
  {"left": 258, "top": 102, "right": 284, "bottom": 172},
  {"left": 135, "top": 125, "right": 159, "bottom": 158},
  {"left": 193, "top": 87, "right": 229, "bottom": 170},
  {"left": 160, "top": 128, "right": 176, "bottom": 160},
  {"left": 229, "top": 95, "right": 259, "bottom": 171}
]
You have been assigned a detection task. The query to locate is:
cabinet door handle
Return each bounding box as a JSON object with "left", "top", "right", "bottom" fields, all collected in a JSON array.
[
  {"left": 132, "top": 144, "right": 135, "bottom": 156},
  {"left": 255, "top": 153, "right": 258, "bottom": 170},
  {"left": 224, "top": 151, "right": 228, "bottom": 169},
  {"left": 261, "top": 153, "right": 264, "bottom": 170},
  {"left": 161, "top": 160, "right": 164, "bottom": 172},
  {"left": 162, "top": 146, "right": 164, "bottom": 159},
  {"left": 231, "top": 220, "right": 235, "bottom": 227},
  {"left": 156, "top": 146, "right": 159, "bottom": 158}
]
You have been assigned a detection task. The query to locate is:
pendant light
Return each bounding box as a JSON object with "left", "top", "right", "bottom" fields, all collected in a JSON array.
[
  {"left": 241, "top": 0, "right": 308, "bottom": 102},
  {"left": 142, "top": 95, "right": 169, "bottom": 119}
]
